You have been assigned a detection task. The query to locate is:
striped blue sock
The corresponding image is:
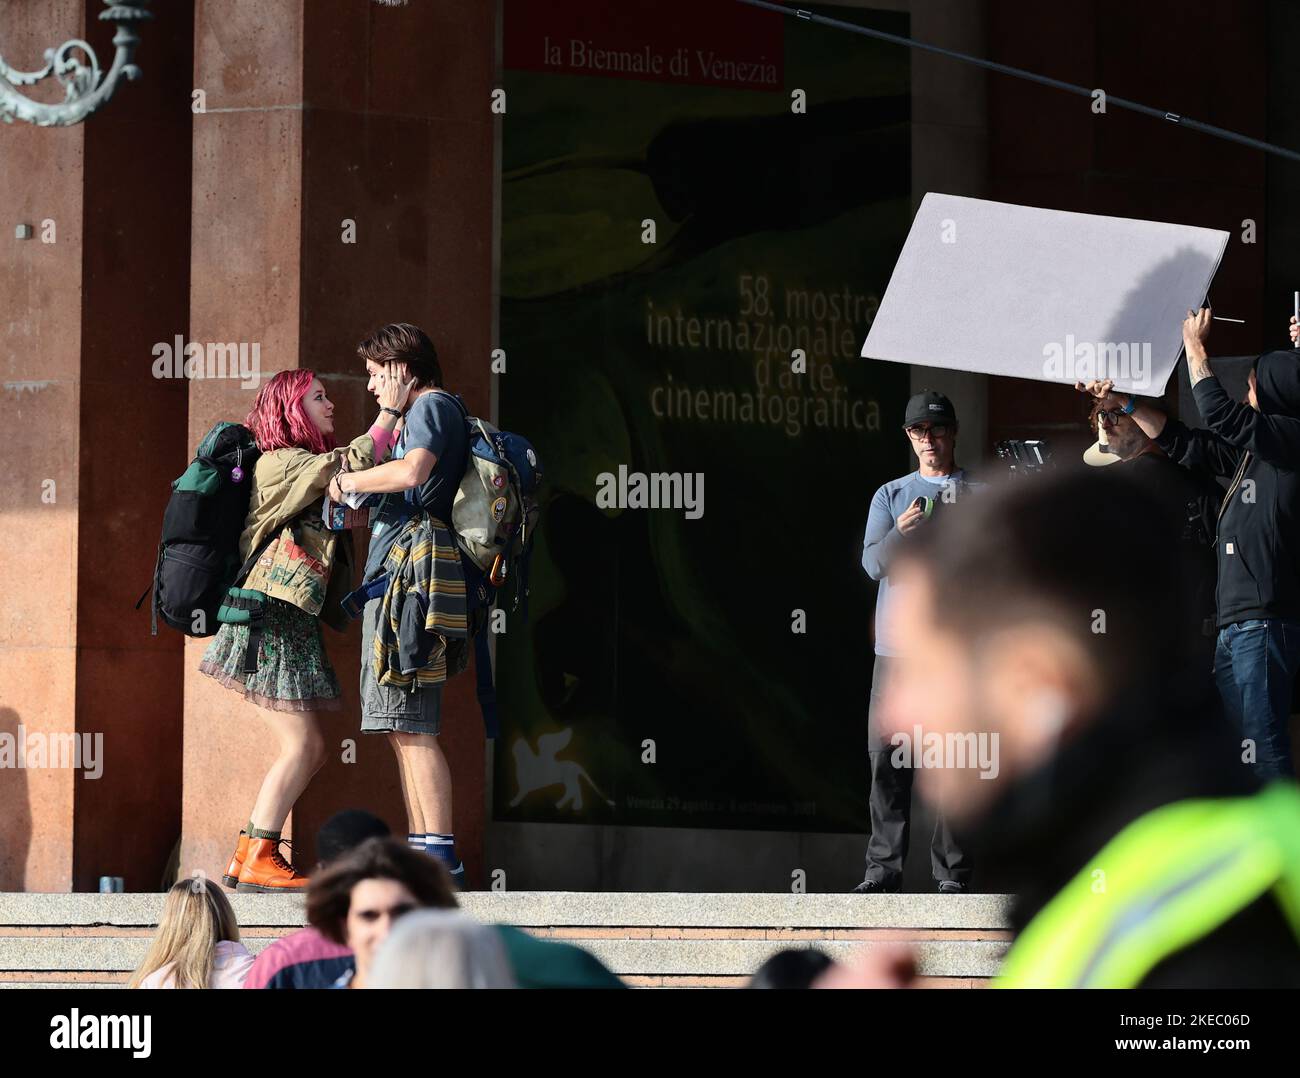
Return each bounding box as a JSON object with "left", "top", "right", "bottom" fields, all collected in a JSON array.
[{"left": 423, "top": 833, "right": 457, "bottom": 866}]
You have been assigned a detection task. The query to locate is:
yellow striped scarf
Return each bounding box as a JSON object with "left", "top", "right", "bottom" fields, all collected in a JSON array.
[{"left": 372, "top": 515, "right": 469, "bottom": 689}]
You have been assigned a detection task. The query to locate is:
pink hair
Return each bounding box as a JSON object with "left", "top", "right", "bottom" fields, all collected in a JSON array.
[{"left": 246, "top": 369, "right": 336, "bottom": 455}]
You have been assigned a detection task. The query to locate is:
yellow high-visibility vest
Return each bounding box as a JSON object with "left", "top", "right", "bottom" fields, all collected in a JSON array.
[{"left": 996, "top": 781, "right": 1300, "bottom": 988}]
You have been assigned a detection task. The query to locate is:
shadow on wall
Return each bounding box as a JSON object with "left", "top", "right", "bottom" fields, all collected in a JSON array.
[{"left": 0, "top": 708, "right": 31, "bottom": 890}]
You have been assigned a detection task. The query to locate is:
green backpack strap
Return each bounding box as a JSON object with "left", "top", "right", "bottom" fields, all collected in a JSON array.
[
  {"left": 216, "top": 588, "right": 266, "bottom": 626},
  {"left": 996, "top": 781, "right": 1300, "bottom": 988},
  {"left": 217, "top": 518, "right": 307, "bottom": 675}
]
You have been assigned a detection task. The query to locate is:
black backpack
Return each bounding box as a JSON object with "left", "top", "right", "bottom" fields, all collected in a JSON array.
[{"left": 139, "top": 422, "right": 260, "bottom": 636}]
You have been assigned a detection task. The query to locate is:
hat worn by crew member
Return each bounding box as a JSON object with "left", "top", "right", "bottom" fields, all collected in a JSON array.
[
  {"left": 903, "top": 391, "right": 957, "bottom": 429},
  {"left": 1083, "top": 425, "right": 1122, "bottom": 468}
]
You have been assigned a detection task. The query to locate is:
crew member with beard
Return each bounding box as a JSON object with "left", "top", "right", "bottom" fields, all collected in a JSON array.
[{"left": 1075, "top": 385, "right": 1219, "bottom": 673}]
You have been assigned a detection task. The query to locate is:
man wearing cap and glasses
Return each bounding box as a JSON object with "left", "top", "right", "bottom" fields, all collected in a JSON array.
[{"left": 853, "top": 391, "right": 979, "bottom": 895}]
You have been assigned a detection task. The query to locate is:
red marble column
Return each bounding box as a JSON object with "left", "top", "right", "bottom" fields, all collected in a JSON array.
[
  {"left": 0, "top": 0, "right": 85, "bottom": 891},
  {"left": 0, "top": 0, "right": 193, "bottom": 891}
]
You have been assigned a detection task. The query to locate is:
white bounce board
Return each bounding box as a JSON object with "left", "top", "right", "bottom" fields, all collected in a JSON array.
[{"left": 861, "top": 193, "right": 1229, "bottom": 396}]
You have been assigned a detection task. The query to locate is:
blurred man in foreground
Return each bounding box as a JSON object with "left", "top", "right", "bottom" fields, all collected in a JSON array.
[{"left": 858, "top": 469, "right": 1300, "bottom": 988}]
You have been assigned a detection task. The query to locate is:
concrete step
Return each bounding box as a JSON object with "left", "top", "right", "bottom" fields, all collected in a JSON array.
[{"left": 0, "top": 892, "right": 1014, "bottom": 988}]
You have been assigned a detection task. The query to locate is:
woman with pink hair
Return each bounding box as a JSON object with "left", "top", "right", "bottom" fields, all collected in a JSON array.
[{"left": 200, "top": 367, "right": 412, "bottom": 893}]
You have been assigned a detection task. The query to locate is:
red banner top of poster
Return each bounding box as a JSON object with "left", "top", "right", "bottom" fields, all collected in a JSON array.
[{"left": 503, "top": 0, "right": 785, "bottom": 91}]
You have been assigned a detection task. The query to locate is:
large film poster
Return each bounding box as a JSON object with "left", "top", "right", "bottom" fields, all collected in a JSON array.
[{"left": 495, "top": 1, "right": 911, "bottom": 832}]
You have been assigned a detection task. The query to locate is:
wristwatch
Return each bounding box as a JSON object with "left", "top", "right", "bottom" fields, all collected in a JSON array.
[
  {"left": 381, "top": 406, "right": 402, "bottom": 418},
  {"left": 1121, "top": 395, "right": 1136, "bottom": 415}
]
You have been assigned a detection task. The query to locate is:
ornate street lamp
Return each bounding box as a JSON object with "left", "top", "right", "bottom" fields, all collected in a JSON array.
[{"left": 0, "top": 1, "right": 151, "bottom": 127}]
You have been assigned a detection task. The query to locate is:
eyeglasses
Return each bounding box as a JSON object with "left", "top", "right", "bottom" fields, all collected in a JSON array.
[
  {"left": 906, "top": 424, "right": 951, "bottom": 440},
  {"left": 1096, "top": 409, "right": 1126, "bottom": 426}
]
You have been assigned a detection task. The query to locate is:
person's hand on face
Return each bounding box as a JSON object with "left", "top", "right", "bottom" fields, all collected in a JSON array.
[
  {"left": 896, "top": 502, "right": 926, "bottom": 535},
  {"left": 376, "top": 362, "right": 417, "bottom": 412}
]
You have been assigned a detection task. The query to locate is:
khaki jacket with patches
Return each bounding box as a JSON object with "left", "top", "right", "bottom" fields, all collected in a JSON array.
[{"left": 239, "top": 433, "right": 377, "bottom": 631}]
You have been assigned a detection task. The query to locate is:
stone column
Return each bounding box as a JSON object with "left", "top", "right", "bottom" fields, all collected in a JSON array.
[{"left": 0, "top": 0, "right": 193, "bottom": 891}]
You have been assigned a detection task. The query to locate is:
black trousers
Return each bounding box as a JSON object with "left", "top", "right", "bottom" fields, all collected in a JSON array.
[{"left": 863, "top": 655, "right": 972, "bottom": 887}]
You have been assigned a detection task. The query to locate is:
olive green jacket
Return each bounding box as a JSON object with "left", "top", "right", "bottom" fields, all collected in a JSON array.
[{"left": 239, "top": 433, "right": 377, "bottom": 631}]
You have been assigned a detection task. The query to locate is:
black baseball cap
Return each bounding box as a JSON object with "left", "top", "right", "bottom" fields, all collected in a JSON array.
[{"left": 902, "top": 391, "right": 957, "bottom": 429}]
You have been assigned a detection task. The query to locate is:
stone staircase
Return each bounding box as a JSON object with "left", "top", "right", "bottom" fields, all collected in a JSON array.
[{"left": 0, "top": 891, "right": 1013, "bottom": 988}]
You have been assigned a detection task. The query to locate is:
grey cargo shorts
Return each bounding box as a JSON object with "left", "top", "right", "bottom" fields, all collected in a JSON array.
[{"left": 359, "top": 596, "right": 442, "bottom": 735}]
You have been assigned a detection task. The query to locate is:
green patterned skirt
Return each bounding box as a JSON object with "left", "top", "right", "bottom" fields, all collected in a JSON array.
[{"left": 199, "top": 598, "right": 342, "bottom": 712}]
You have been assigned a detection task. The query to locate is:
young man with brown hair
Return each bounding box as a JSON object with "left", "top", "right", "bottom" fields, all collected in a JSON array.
[{"left": 329, "top": 323, "right": 471, "bottom": 885}]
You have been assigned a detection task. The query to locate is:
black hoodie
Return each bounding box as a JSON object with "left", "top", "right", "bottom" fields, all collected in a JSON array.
[{"left": 1155, "top": 349, "right": 1300, "bottom": 627}]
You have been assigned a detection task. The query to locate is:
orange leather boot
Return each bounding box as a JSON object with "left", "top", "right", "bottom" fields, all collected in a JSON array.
[
  {"left": 236, "top": 837, "right": 309, "bottom": 893},
  {"left": 221, "top": 831, "right": 249, "bottom": 889}
]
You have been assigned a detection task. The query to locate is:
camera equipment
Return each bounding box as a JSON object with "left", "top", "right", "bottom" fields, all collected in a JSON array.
[{"left": 995, "top": 439, "right": 1054, "bottom": 477}]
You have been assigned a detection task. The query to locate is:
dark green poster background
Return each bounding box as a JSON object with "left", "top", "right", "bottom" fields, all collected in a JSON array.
[{"left": 495, "top": 3, "right": 912, "bottom": 832}]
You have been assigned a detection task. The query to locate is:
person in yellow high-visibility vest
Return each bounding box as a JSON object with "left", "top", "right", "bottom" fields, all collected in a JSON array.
[{"left": 866, "top": 466, "right": 1300, "bottom": 989}]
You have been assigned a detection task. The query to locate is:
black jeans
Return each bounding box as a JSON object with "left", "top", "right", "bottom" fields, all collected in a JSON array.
[{"left": 863, "top": 655, "right": 972, "bottom": 887}]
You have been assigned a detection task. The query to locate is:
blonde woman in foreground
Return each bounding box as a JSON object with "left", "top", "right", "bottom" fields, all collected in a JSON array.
[{"left": 129, "top": 879, "right": 254, "bottom": 989}]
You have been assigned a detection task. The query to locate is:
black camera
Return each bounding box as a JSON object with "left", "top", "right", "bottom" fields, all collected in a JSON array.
[{"left": 995, "top": 439, "right": 1054, "bottom": 476}]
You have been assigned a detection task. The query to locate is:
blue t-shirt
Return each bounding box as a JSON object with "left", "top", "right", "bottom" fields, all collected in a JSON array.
[
  {"left": 861, "top": 469, "right": 981, "bottom": 656},
  {"left": 364, "top": 391, "right": 469, "bottom": 580}
]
